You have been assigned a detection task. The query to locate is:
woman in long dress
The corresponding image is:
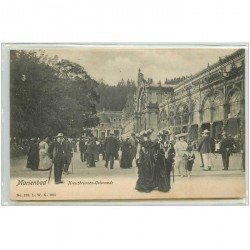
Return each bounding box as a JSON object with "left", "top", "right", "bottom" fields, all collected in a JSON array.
[
  {"left": 174, "top": 133, "right": 188, "bottom": 177},
  {"left": 135, "top": 129, "right": 156, "bottom": 193},
  {"left": 26, "top": 138, "right": 39, "bottom": 170},
  {"left": 165, "top": 140, "right": 175, "bottom": 186},
  {"left": 86, "top": 136, "right": 97, "bottom": 168},
  {"left": 154, "top": 132, "right": 171, "bottom": 192},
  {"left": 120, "top": 137, "right": 133, "bottom": 169},
  {"left": 38, "top": 137, "right": 52, "bottom": 171}
]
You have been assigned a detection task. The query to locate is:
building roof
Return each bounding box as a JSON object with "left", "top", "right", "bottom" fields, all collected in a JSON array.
[
  {"left": 173, "top": 49, "right": 244, "bottom": 89},
  {"left": 99, "top": 113, "right": 111, "bottom": 123}
]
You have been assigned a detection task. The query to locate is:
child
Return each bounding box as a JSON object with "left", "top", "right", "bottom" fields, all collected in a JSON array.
[{"left": 186, "top": 145, "right": 195, "bottom": 177}]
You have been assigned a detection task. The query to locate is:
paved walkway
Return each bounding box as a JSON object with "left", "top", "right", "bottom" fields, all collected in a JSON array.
[{"left": 9, "top": 152, "right": 246, "bottom": 201}]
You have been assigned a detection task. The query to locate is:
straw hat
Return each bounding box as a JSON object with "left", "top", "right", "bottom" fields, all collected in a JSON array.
[
  {"left": 202, "top": 129, "right": 210, "bottom": 134},
  {"left": 146, "top": 129, "right": 154, "bottom": 135},
  {"left": 55, "top": 133, "right": 64, "bottom": 138},
  {"left": 140, "top": 130, "right": 146, "bottom": 136},
  {"left": 175, "top": 132, "right": 188, "bottom": 138}
]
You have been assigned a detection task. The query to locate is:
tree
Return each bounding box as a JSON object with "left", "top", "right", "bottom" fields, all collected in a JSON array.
[
  {"left": 10, "top": 50, "right": 99, "bottom": 139},
  {"left": 96, "top": 78, "right": 136, "bottom": 111}
]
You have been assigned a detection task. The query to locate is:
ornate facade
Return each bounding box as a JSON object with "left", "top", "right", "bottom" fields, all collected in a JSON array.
[{"left": 134, "top": 49, "right": 245, "bottom": 143}]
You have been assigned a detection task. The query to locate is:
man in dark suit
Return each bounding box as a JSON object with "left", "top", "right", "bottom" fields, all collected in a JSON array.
[
  {"left": 197, "top": 129, "right": 215, "bottom": 171},
  {"left": 104, "top": 131, "right": 119, "bottom": 169},
  {"left": 79, "top": 136, "right": 87, "bottom": 162},
  {"left": 220, "top": 131, "right": 235, "bottom": 170},
  {"left": 63, "top": 137, "right": 73, "bottom": 174},
  {"left": 48, "top": 133, "right": 66, "bottom": 184}
]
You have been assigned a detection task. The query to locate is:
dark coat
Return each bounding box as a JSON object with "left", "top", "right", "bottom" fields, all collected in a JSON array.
[
  {"left": 64, "top": 140, "right": 73, "bottom": 161},
  {"left": 153, "top": 142, "right": 171, "bottom": 192},
  {"left": 48, "top": 141, "right": 67, "bottom": 163},
  {"left": 198, "top": 136, "right": 215, "bottom": 154},
  {"left": 87, "top": 140, "right": 97, "bottom": 155},
  {"left": 104, "top": 136, "right": 119, "bottom": 155},
  {"left": 220, "top": 137, "right": 235, "bottom": 155},
  {"left": 186, "top": 152, "right": 195, "bottom": 171},
  {"left": 79, "top": 140, "right": 87, "bottom": 152},
  {"left": 120, "top": 140, "right": 133, "bottom": 169},
  {"left": 135, "top": 140, "right": 156, "bottom": 192},
  {"left": 26, "top": 141, "right": 39, "bottom": 170}
]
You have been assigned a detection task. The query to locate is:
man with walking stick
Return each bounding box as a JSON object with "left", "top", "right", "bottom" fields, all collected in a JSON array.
[{"left": 48, "top": 133, "right": 66, "bottom": 184}]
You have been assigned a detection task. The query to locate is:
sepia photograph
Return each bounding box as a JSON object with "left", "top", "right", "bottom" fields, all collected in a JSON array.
[{"left": 2, "top": 44, "right": 247, "bottom": 202}]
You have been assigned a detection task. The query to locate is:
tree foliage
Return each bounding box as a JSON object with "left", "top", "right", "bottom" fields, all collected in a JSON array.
[
  {"left": 96, "top": 78, "right": 136, "bottom": 112},
  {"left": 10, "top": 50, "right": 99, "bottom": 139}
]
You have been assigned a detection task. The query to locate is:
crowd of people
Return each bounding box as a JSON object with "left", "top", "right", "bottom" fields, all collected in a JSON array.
[
  {"left": 13, "top": 126, "right": 242, "bottom": 187},
  {"left": 25, "top": 134, "right": 74, "bottom": 184}
]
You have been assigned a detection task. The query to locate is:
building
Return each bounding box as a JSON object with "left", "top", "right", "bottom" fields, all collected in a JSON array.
[
  {"left": 91, "top": 110, "right": 123, "bottom": 139},
  {"left": 133, "top": 49, "right": 245, "bottom": 144}
]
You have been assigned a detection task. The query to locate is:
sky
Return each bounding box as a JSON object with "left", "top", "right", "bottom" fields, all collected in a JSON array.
[{"left": 44, "top": 46, "right": 238, "bottom": 85}]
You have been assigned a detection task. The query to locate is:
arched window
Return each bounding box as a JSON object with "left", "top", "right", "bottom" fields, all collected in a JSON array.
[
  {"left": 203, "top": 98, "right": 211, "bottom": 122},
  {"left": 175, "top": 107, "right": 182, "bottom": 126},
  {"left": 190, "top": 101, "right": 199, "bottom": 124},
  {"left": 176, "top": 104, "right": 189, "bottom": 126},
  {"left": 182, "top": 105, "right": 189, "bottom": 125},
  {"left": 169, "top": 111, "right": 175, "bottom": 126},
  {"left": 159, "top": 109, "right": 167, "bottom": 122},
  {"left": 228, "top": 90, "right": 241, "bottom": 118},
  {"left": 213, "top": 95, "right": 224, "bottom": 121}
]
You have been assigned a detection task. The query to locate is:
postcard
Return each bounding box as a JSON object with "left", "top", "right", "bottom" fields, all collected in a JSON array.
[{"left": 1, "top": 44, "right": 247, "bottom": 203}]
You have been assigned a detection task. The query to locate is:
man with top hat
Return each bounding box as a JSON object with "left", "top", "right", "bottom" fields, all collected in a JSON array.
[
  {"left": 197, "top": 129, "right": 215, "bottom": 171},
  {"left": 104, "top": 131, "right": 119, "bottom": 169},
  {"left": 48, "top": 133, "right": 66, "bottom": 184},
  {"left": 220, "top": 131, "right": 235, "bottom": 170}
]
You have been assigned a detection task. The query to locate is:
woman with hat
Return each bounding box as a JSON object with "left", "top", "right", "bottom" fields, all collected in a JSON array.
[
  {"left": 185, "top": 144, "right": 195, "bottom": 177},
  {"left": 26, "top": 137, "right": 39, "bottom": 171},
  {"left": 86, "top": 135, "right": 97, "bottom": 168},
  {"left": 38, "top": 136, "right": 52, "bottom": 171},
  {"left": 165, "top": 140, "right": 175, "bottom": 183},
  {"left": 135, "top": 129, "right": 156, "bottom": 193},
  {"left": 174, "top": 133, "right": 188, "bottom": 177},
  {"left": 128, "top": 132, "right": 138, "bottom": 166},
  {"left": 154, "top": 130, "right": 171, "bottom": 192},
  {"left": 120, "top": 135, "right": 133, "bottom": 169}
]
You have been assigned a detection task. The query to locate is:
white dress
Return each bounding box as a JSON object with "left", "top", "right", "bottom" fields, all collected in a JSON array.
[
  {"left": 174, "top": 140, "right": 188, "bottom": 176},
  {"left": 38, "top": 141, "right": 52, "bottom": 170}
]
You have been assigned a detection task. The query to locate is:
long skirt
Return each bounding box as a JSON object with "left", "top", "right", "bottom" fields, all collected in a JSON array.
[
  {"left": 87, "top": 153, "right": 96, "bottom": 167},
  {"left": 27, "top": 147, "right": 39, "bottom": 170},
  {"left": 38, "top": 150, "right": 52, "bottom": 170},
  {"left": 135, "top": 160, "right": 155, "bottom": 192},
  {"left": 120, "top": 149, "right": 132, "bottom": 169},
  {"left": 154, "top": 155, "right": 171, "bottom": 192}
]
